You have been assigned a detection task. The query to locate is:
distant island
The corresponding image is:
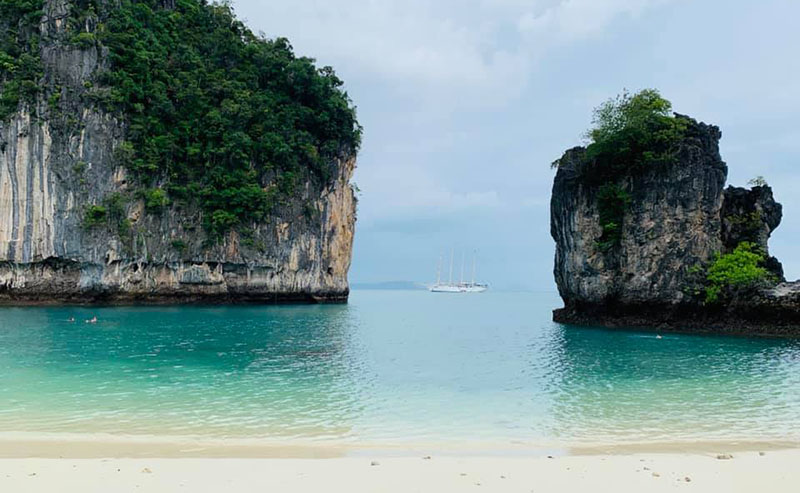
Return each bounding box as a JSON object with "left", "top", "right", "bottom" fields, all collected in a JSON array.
[
  {"left": 550, "top": 89, "right": 800, "bottom": 336},
  {"left": 351, "top": 281, "right": 428, "bottom": 291},
  {"left": 0, "top": 0, "right": 360, "bottom": 303}
]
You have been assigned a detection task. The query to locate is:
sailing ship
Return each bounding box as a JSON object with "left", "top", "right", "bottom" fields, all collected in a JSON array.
[{"left": 429, "top": 249, "right": 488, "bottom": 293}]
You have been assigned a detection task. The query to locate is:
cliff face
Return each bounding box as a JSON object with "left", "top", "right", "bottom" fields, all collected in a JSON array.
[
  {"left": 0, "top": 0, "right": 356, "bottom": 303},
  {"left": 550, "top": 115, "right": 799, "bottom": 335},
  {"left": 721, "top": 185, "right": 783, "bottom": 278}
]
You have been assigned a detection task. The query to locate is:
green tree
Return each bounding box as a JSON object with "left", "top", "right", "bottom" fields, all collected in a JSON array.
[
  {"left": 143, "top": 188, "right": 169, "bottom": 213},
  {"left": 705, "top": 242, "right": 775, "bottom": 303},
  {"left": 3, "top": 0, "right": 362, "bottom": 239},
  {"left": 596, "top": 184, "right": 631, "bottom": 252},
  {"left": 580, "top": 89, "right": 688, "bottom": 183},
  {"left": 0, "top": 0, "right": 45, "bottom": 120},
  {"left": 83, "top": 205, "right": 107, "bottom": 228}
]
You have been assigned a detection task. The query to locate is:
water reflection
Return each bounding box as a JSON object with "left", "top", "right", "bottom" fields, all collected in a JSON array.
[
  {"left": 1, "top": 291, "right": 799, "bottom": 446},
  {"left": 546, "top": 324, "right": 800, "bottom": 443}
]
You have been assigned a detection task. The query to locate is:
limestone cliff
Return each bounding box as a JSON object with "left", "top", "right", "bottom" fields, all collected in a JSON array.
[
  {"left": 551, "top": 115, "right": 800, "bottom": 335},
  {"left": 0, "top": 1, "right": 357, "bottom": 303}
]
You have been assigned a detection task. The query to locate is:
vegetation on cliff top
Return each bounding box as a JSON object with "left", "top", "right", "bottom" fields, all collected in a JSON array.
[
  {"left": 0, "top": 0, "right": 44, "bottom": 120},
  {"left": 552, "top": 89, "right": 688, "bottom": 252},
  {"left": 580, "top": 89, "right": 688, "bottom": 183},
  {"left": 3, "top": 0, "right": 361, "bottom": 238},
  {"left": 97, "top": 0, "right": 360, "bottom": 236}
]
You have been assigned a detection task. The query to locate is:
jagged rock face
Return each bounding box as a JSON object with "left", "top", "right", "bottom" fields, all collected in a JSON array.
[
  {"left": 550, "top": 116, "right": 798, "bottom": 334},
  {"left": 721, "top": 185, "right": 784, "bottom": 279},
  {"left": 551, "top": 118, "right": 727, "bottom": 307},
  {"left": 0, "top": 1, "right": 356, "bottom": 303}
]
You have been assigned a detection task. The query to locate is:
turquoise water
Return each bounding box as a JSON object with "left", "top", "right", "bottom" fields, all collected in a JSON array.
[{"left": 1, "top": 290, "right": 799, "bottom": 447}]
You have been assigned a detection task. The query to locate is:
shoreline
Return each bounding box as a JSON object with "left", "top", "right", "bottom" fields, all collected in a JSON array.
[
  {"left": 0, "top": 292, "right": 350, "bottom": 306},
  {"left": 1, "top": 432, "right": 798, "bottom": 459}
]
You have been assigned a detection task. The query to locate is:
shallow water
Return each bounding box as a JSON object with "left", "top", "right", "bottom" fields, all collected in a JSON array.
[{"left": 0, "top": 290, "right": 798, "bottom": 447}]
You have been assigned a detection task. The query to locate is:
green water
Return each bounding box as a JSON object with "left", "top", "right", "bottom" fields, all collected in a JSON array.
[{"left": 0, "top": 290, "right": 798, "bottom": 446}]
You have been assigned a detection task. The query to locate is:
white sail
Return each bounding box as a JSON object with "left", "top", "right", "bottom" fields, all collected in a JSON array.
[
  {"left": 430, "top": 248, "right": 488, "bottom": 293},
  {"left": 436, "top": 252, "right": 442, "bottom": 285},
  {"left": 448, "top": 247, "right": 454, "bottom": 285}
]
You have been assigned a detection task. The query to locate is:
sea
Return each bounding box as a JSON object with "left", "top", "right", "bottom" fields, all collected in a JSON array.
[{"left": 1, "top": 290, "right": 799, "bottom": 451}]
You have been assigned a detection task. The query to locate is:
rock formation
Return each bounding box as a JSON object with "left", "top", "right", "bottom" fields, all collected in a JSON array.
[
  {"left": 551, "top": 115, "right": 800, "bottom": 335},
  {"left": 0, "top": 1, "right": 357, "bottom": 304}
]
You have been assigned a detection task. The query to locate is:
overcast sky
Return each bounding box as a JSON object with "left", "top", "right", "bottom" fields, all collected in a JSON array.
[{"left": 232, "top": 0, "right": 800, "bottom": 290}]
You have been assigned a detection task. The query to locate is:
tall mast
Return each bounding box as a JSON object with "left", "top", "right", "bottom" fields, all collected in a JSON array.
[
  {"left": 471, "top": 251, "right": 476, "bottom": 285},
  {"left": 460, "top": 250, "right": 465, "bottom": 284},
  {"left": 448, "top": 247, "right": 454, "bottom": 285},
  {"left": 436, "top": 252, "right": 442, "bottom": 285}
]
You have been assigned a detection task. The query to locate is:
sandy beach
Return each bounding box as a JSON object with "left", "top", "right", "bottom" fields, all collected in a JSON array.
[
  {"left": 1, "top": 446, "right": 798, "bottom": 492},
  {"left": 1, "top": 451, "right": 797, "bottom": 492}
]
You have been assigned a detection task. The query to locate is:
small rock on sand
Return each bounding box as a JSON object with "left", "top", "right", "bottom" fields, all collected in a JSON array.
[
  {"left": 370, "top": 461, "right": 380, "bottom": 466},
  {"left": 141, "top": 468, "right": 152, "bottom": 474},
  {"left": 684, "top": 476, "right": 692, "bottom": 482},
  {"left": 422, "top": 456, "right": 431, "bottom": 460},
  {"left": 716, "top": 454, "right": 733, "bottom": 460},
  {"left": 652, "top": 472, "right": 660, "bottom": 478},
  {"left": 759, "top": 452, "right": 766, "bottom": 456}
]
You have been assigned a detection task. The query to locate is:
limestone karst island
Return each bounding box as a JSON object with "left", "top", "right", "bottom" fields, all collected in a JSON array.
[
  {"left": 1, "top": 0, "right": 358, "bottom": 303},
  {"left": 2, "top": 2, "right": 800, "bottom": 493},
  {"left": 550, "top": 90, "right": 800, "bottom": 336}
]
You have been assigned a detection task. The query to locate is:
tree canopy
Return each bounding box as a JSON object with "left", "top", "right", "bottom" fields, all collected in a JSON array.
[
  {"left": 93, "top": 0, "right": 361, "bottom": 235},
  {"left": 0, "top": 0, "right": 44, "bottom": 120},
  {"left": 2, "top": 0, "right": 362, "bottom": 237},
  {"left": 579, "top": 89, "right": 687, "bottom": 183},
  {"left": 704, "top": 242, "right": 775, "bottom": 304}
]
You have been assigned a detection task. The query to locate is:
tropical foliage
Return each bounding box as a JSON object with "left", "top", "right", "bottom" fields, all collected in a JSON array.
[
  {"left": 551, "top": 89, "right": 691, "bottom": 252},
  {"left": 595, "top": 184, "right": 631, "bottom": 252},
  {"left": 704, "top": 242, "right": 775, "bottom": 304},
  {"left": 0, "top": 0, "right": 44, "bottom": 120},
  {"left": 94, "top": 0, "right": 361, "bottom": 235},
  {"left": 580, "top": 89, "right": 688, "bottom": 184},
  {"left": 2, "top": 0, "right": 362, "bottom": 238},
  {"left": 747, "top": 176, "right": 768, "bottom": 187}
]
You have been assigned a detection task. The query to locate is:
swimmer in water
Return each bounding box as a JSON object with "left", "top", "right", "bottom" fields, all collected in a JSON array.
[
  {"left": 86, "top": 316, "right": 97, "bottom": 324},
  {"left": 68, "top": 317, "right": 75, "bottom": 322}
]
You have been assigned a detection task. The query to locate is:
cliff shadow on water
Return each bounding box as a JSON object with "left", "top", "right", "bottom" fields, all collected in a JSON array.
[{"left": 550, "top": 90, "right": 800, "bottom": 336}]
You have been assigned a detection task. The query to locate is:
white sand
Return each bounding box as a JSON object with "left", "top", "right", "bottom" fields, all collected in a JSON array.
[{"left": 1, "top": 449, "right": 798, "bottom": 492}]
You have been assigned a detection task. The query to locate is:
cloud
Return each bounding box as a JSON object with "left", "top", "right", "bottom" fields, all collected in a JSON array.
[
  {"left": 518, "top": 0, "right": 672, "bottom": 44},
  {"left": 233, "top": 0, "right": 674, "bottom": 108},
  {"left": 356, "top": 161, "right": 502, "bottom": 225}
]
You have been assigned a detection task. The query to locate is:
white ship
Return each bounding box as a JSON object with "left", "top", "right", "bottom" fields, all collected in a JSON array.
[{"left": 430, "top": 249, "right": 488, "bottom": 293}]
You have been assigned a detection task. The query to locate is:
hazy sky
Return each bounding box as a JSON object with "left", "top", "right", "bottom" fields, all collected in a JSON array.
[{"left": 232, "top": 0, "right": 800, "bottom": 290}]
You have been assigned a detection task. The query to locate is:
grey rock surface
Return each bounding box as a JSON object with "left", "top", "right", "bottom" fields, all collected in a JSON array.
[{"left": 550, "top": 115, "right": 800, "bottom": 335}]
